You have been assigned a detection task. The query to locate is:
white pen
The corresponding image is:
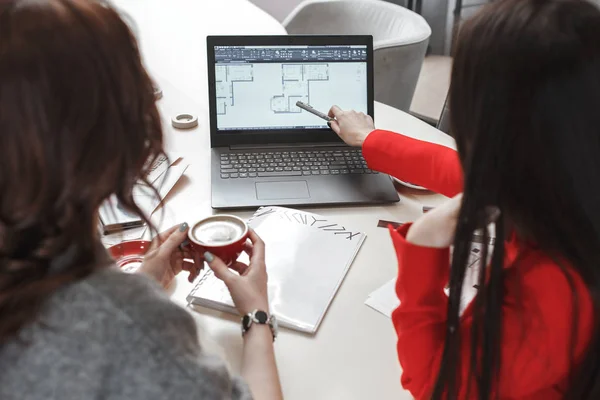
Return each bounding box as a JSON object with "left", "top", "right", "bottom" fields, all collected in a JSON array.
[{"left": 296, "top": 101, "right": 334, "bottom": 122}]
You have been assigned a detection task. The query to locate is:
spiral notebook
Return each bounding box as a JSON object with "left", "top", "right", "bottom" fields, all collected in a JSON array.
[{"left": 186, "top": 207, "right": 366, "bottom": 334}]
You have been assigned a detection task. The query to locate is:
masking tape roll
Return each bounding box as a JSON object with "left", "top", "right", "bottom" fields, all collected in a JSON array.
[{"left": 171, "top": 113, "right": 198, "bottom": 129}]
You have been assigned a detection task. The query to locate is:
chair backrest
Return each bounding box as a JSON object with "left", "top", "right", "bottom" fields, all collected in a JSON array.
[
  {"left": 283, "top": 0, "right": 431, "bottom": 112},
  {"left": 284, "top": 0, "right": 430, "bottom": 49}
]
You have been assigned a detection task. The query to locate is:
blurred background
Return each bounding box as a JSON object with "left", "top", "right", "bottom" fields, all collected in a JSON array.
[
  {"left": 251, "top": 0, "right": 492, "bottom": 55},
  {"left": 249, "top": 0, "right": 495, "bottom": 129},
  {"left": 249, "top": 0, "right": 600, "bottom": 130}
]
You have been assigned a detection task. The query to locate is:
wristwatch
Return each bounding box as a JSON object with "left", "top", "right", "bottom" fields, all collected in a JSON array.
[{"left": 241, "top": 310, "right": 278, "bottom": 341}]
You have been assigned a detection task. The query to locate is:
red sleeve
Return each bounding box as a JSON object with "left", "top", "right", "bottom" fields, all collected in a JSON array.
[
  {"left": 389, "top": 224, "right": 449, "bottom": 399},
  {"left": 362, "top": 129, "right": 463, "bottom": 198},
  {"left": 390, "top": 225, "right": 594, "bottom": 399}
]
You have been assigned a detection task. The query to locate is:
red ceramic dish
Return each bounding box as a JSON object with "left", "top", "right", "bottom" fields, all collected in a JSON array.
[
  {"left": 108, "top": 240, "right": 152, "bottom": 273},
  {"left": 186, "top": 215, "right": 248, "bottom": 266}
]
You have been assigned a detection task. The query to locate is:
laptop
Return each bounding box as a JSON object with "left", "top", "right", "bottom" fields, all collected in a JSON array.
[{"left": 207, "top": 35, "right": 399, "bottom": 209}]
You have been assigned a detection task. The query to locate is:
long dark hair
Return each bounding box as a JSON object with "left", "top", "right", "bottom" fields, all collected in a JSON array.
[
  {"left": 435, "top": 0, "right": 600, "bottom": 398},
  {"left": 0, "top": 0, "right": 163, "bottom": 342}
]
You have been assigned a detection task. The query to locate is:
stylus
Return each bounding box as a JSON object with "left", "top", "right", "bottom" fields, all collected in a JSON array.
[{"left": 296, "top": 101, "right": 334, "bottom": 122}]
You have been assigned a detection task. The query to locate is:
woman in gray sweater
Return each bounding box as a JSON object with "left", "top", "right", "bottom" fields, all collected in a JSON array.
[{"left": 0, "top": 1, "right": 283, "bottom": 399}]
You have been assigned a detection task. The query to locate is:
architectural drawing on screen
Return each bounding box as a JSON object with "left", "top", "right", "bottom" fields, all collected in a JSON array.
[
  {"left": 270, "top": 64, "right": 329, "bottom": 114},
  {"left": 215, "top": 64, "right": 254, "bottom": 115}
]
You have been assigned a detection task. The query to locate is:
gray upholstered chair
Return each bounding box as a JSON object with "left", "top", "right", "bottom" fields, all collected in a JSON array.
[
  {"left": 283, "top": 0, "right": 431, "bottom": 113},
  {"left": 436, "top": 94, "right": 451, "bottom": 135}
]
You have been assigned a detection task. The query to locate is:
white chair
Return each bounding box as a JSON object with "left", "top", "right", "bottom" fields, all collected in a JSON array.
[{"left": 283, "top": 0, "right": 431, "bottom": 113}]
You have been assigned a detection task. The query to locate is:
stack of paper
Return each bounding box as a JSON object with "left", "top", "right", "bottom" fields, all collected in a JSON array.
[
  {"left": 187, "top": 206, "right": 366, "bottom": 334},
  {"left": 99, "top": 195, "right": 146, "bottom": 234},
  {"left": 100, "top": 155, "right": 189, "bottom": 246},
  {"left": 132, "top": 156, "right": 189, "bottom": 216}
]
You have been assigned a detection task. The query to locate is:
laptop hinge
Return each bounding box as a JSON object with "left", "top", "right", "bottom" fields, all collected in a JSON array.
[{"left": 229, "top": 142, "right": 348, "bottom": 150}]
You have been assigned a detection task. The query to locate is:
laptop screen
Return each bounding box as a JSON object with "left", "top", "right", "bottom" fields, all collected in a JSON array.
[{"left": 213, "top": 44, "right": 368, "bottom": 132}]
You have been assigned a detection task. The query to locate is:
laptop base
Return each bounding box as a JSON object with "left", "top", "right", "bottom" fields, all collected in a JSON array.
[{"left": 211, "top": 148, "right": 399, "bottom": 209}]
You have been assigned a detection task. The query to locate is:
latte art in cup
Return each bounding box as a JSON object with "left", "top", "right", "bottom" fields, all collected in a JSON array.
[
  {"left": 192, "top": 218, "right": 245, "bottom": 246},
  {"left": 185, "top": 215, "right": 249, "bottom": 266}
]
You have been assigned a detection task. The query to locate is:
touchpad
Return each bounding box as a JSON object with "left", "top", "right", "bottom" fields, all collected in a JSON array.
[{"left": 255, "top": 181, "right": 310, "bottom": 200}]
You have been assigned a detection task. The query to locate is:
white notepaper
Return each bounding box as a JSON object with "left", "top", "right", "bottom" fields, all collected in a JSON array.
[
  {"left": 146, "top": 154, "right": 176, "bottom": 184},
  {"left": 365, "top": 278, "right": 399, "bottom": 318},
  {"left": 133, "top": 161, "right": 189, "bottom": 216},
  {"left": 187, "top": 207, "right": 366, "bottom": 334},
  {"left": 100, "top": 160, "right": 187, "bottom": 247},
  {"left": 365, "top": 243, "right": 488, "bottom": 318}
]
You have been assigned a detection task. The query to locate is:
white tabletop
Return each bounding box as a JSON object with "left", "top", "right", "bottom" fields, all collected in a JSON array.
[{"left": 112, "top": 1, "right": 455, "bottom": 399}]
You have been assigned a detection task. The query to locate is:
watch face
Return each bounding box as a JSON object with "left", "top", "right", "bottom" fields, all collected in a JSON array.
[{"left": 254, "top": 310, "right": 269, "bottom": 324}]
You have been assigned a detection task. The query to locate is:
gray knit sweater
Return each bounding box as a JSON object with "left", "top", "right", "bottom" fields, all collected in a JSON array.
[{"left": 0, "top": 266, "right": 252, "bottom": 400}]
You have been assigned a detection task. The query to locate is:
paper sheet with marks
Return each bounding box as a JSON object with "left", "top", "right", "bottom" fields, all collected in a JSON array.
[
  {"left": 365, "top": 242, "right": 489, "bottom": 318},
  {"left": 252, "top": 206, "right": 363, "bottom": 241}
]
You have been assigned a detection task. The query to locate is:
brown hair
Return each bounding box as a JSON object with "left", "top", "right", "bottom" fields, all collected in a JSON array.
[{"left": 0, "top": 0, "right": 163, "bottom": 342}]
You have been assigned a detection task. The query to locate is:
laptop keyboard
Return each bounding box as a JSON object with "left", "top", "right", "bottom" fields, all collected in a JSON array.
[{"left": 219, "top": 149, "right": 378, "bottom": 179}]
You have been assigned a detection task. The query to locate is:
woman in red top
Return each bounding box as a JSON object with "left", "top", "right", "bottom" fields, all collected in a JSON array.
[{"left": 329, "top": 0, "right": 599, "bottom": 399}]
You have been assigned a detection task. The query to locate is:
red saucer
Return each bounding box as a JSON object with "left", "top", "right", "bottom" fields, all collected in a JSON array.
[{"left": 108, "top": 240, "right": 152, "bottom": 273}]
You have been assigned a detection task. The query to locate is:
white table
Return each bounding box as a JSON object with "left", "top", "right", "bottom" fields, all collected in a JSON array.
[{"left": 113, "top": 1, "right": 455, "bottom": 399}]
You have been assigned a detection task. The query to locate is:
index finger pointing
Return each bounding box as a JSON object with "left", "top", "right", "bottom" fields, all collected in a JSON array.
[{"left": 328, "top": 105, "right": 343, "bottom": 118}]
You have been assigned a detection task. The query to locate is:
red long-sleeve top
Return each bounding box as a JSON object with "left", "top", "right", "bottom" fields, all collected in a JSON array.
[{"left": 362, "top": 130, "right": 594, "bottom": 399}]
